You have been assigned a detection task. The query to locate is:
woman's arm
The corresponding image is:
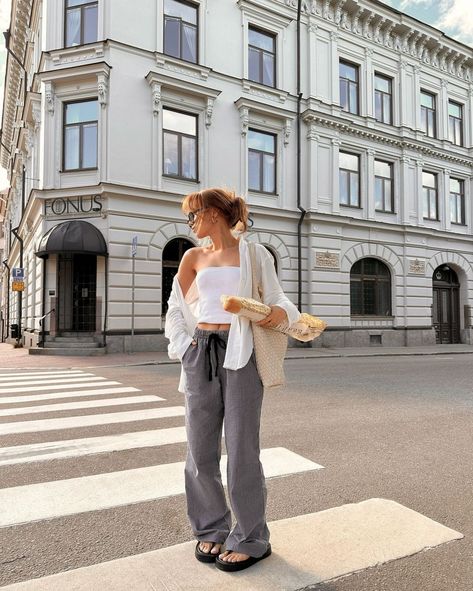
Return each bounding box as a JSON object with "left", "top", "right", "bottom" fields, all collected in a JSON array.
[{"left": 256, "top": 244, "right": 300, "bottom": 327}]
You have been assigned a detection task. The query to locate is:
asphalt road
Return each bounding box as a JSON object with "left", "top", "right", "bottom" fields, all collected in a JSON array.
[{"left": 0, "top": 354, "right": 472, "bottom": 590}]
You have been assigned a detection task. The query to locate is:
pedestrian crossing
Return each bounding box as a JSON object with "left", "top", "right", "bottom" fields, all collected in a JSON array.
[{"left": 0, "top": 368, "right": 463, "bottom": 590}]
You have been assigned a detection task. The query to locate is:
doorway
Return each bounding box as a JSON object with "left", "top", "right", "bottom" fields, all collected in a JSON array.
[
  {"left": 57, "top": 254, "right": 97, "bottom": 332},
  {"left": 432, "top": 265, "right": 460, "bottom": 344}
]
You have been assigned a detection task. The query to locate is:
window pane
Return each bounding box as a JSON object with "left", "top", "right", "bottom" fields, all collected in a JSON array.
[
  {"left": 421, "top": 108, "right": 427, "bottom": 132},
  {"left": 423, "top": 187, "right": 429, "bottom": 217},
  {"left": 163, "top": 132, "right": 179, "bottom": 175},
  {"left": 248, "top": 150, "right": 261, "bottom": 191},
  {"left": 448, "top": 101, "right": 461, "bottom": 117},
  {"left": 340, "top": 80, "right": 348, "bottom": 111},
  {"left": 181, "top": 136, "right": 197, "bottom": 179},
  {"left": 375, "top": 92, "right": 382, "bottom": 121},
  {"left": 375, "top": 75, "right": 390, "bottom": 93},
  {"left": 363, "top": 281, "right": 376, "bottom": 314},
  {"left": 339, "top": 170, "right": 348, "bottom": 205},
  {"left": 374, "top": 160, "right": 390, "bottom": 178},
  {"left": 429, "top": 190, "right": 437, "bottom": 219},
  {"left": 455, "top": 119, "right": 462, "bottom": 145},
  {"left": 450, "top": 194, "right": 457, "bottom": 223},
  {"left": 350, "top": 173, "right": 359, "bottom": 206},
  {"left": 249, "top": 47, "right": 260, "bottom": 82},
  {"left": 248, "top": 130, "right": 274, "bottom": 153},
  {"left": 350, "top": 280, "right": 362, "bottom": 314},
  {"left": 385, "top": 180, "right": 392, "bottom": 211},
  {"left": 378, "top": 282, "right": 391, "bottom": 315},
  {"left": 65, "top": 126, "right": 80, "bottom": 169},
  {"left": 65, "top": 100, "right": 98, "bottom": 124},
  {"left": 340, "top": 62, "right": 357, "bottom": 81},
  {"left": 262, "top": 52, "right": 275, "bottom": 86},
  {"left": 375, "top": 177, "right": 383, "bottom": 210},
  {"left": 82, "top": 123, "right": 97, "bottom": 168},
  {"left": 349, "top": 83, "right": 358, "bottom": 113},
  {"left": 339, "top": 152, "right": 358, "bottom": 171},
  {"left": 422, "top": 172, "right": 435, "bottom": 188},
  {"left": 67, "top": 0, "right": 92, "bottom": 6},
  {"left": 421, "top": 92, "right": 434, "bottom": 108},
  {"left": 83, "top": 4, "right": 98, "bottom": 44},
  {"left": 263, "top": 154, "right": 275, "bottom": 193},
  {"left": 427, "top": 111, "right": 435, "bottom": 136},
  {"left": 164, "top": 0, "right": 197, "bottom": 25},
  {"left": 163, "top": 109, "right": 196, "bottom": 135},
  {"left": 450, "top": 178, "right": 461, "bottom": 194},
  {"left": 66, "top": 7, "right": 81, "bottom": 47},
  {"left": 164, "top": 17, "right": 180, "bottom": 58},
  {"left": 249, "top": 28, "right": 274, "bottom": 52},
  {"left": 383, "top": 94, "right": 391, "bottom": 124},
  {"left": 182, "top": 23, "right": 197, "bottom": 62}
]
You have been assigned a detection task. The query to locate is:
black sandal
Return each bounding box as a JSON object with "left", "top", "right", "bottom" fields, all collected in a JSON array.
[
  {"left": 215, "top": 544, "right": 272, "bottom": 572},
  {"left": 195, "top": 541, "right": 221, "bottom": 563}
]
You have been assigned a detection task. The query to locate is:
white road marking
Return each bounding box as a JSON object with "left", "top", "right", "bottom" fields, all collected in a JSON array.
[
  {"left": 0, "top": 371, "right": 89, "bottom": 381},
  {"left": 1, "top": 499, "right": 461, "bottom": 590},
  {"left": 0, "top": 376, "right": 109, "bottom": 389},
  {"left": 0, "top": 448, "right": 322, "bottom": 528},
  {"left": 0, "top": 380, "right": 121, "bottom": 395},
  {"left": 0, "top": 387, "right": 144, "bottom": 405},
  {"left": 0, "top": 396, "right": 162, "bottom": 417},
  {"left": 0, "top": 407, "right": 185, "bottom": 436},
  {"left": 0, "top": 427, "right": 188, "bottom": 466}
]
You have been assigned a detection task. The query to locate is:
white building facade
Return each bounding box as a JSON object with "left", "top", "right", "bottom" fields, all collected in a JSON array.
[{"left": 1, "top": 0, "right": 472, "bottom": 353}]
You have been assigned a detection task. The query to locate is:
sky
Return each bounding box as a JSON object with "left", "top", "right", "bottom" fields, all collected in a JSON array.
[{"left": 0, "top": 0, "right": 472, "bottom": 192}]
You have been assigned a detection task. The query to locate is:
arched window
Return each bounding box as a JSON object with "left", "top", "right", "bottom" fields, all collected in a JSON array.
[
  {"left": 162, "top": 237, "right": 194, "bottom": 316},
  {"left": 264, "top": 246, "right": 278, "bottom": 275},
  {"left": 350, "top": 258, "right": 391, "bottom": 316}
]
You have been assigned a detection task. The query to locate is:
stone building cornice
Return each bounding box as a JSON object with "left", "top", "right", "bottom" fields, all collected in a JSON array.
[
  {"left": 281, "top": 0, "right": 473, "bottom": 82},
  {"left": 302, "top": 111, "right": 473, "bottom": 167},
  {"left": 0, "top": 0, "right": 34, "bottom": 170}
]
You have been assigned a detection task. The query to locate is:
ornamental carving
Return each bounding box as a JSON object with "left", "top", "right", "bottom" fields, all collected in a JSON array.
[
  {"left": 409, "top": 259, "right": 425, "bottom": 275},
  {"left": 315, "top": 251, "right": 340, "bottom": 269}
]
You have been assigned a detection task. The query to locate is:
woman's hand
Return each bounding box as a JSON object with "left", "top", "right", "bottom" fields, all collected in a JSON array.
[{"left": 255, "top": 305, "right": 288, "bottom": 328}]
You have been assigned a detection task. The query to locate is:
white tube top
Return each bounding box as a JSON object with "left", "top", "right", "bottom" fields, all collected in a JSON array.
[{"left": 196, "top": 266, "right": 240, "bottom": 323}]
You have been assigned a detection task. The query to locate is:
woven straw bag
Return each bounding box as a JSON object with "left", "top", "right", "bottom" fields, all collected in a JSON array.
[{"left": 248, "top": 242, "right": 288, "bottom": 389}]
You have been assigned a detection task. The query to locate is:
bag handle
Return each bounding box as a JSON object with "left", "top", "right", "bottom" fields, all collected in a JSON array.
[{"left": 248, "top": 242, "right": 263, "bottom": 302}]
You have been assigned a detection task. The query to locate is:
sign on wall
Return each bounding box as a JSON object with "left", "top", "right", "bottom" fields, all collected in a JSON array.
[
  {"left": 44, "top": 195, "right": 103, "bottom": 218},
  {"left": 12, "top": 280, "right": 25, "bottom": 292}
]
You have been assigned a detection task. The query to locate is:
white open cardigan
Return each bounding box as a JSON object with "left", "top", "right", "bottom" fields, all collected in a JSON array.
[{"left": 164, "top": 236, "right": 301, "bottom": 393}]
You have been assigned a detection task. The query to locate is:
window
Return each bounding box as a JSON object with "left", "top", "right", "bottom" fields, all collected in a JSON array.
[
  {"left": 163, "top": 108, "right": 198, "bottom": 180},
  {"left": 375, "top": 160, "right": 394, "bottom": 213},
  {"left": 339, "top": 152, "right": 360, "bottom": 207},
  {"left": 450, "top": 178, "right": 465, "bottom": 225},
  {"left": 448, "top": 101, "right": 463, "bottom": 146},
  {"left": 420, "top": 91, "right": 436, "bottom": 138},
  {"left": 248, "top": 129, "right": 276, "bottom": 194},
  {"left": 164, "top": 0, "right": 198, "bottom": 63},
  {"left": 248, "top": 26, "right": 276, "bottom": 88},
  {"left": 350, "top": 258, "right": 392, "bottom": 316},
  {"left": 65, "top": 0, "right": 98, "bottom": 47},
  {"left": 422, "top": 171, "right": 438, "bottom": 220},
  {"left": 63, "top": 98, "right": 98, "bottom": 171},
  {"left": 339, "top": 60, "right": 359, "bottom": 115},
  {"left": 374, "top": 73, "right": 392, "bottom": 125}
]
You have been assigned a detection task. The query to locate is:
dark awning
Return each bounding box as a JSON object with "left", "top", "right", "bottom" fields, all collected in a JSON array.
[{"left": 36, "top": 220, "right": 108, "bottom": 258}]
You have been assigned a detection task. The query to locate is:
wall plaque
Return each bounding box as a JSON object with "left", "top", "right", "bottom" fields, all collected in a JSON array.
[
  {"left": 44, "top": 195, "right": 103, "bottom": 218},
  {"left": 315, "top": 251, "right": 340, "bottom": 269},
  {"left": 409, "top": 259, "right": 425, "bottom": 275}
]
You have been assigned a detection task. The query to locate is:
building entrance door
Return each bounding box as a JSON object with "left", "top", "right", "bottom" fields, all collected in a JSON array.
[
  {"left": 432, "top": 266, "right": 460, "bottom": 344},
  {"left": 57, "top": 254, "right": 97, "bottom": 332}
]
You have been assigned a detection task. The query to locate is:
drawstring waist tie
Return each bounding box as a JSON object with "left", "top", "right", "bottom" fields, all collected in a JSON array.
[{"left": 193, "top": 329, "right": 229, "bottom": 382}]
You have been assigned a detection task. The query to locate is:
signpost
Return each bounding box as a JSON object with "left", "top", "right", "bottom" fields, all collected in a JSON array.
[
  {"left": 12, "top": 280, "right": 25, "bottom": 292},
  {"left": 130, "top": 236, "right": 138, "bottom": 353}
]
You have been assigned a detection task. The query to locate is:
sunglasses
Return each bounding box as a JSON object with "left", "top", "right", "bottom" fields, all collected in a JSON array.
[{"left": 186, "top": 207, "right": 207, "bottom": 225}]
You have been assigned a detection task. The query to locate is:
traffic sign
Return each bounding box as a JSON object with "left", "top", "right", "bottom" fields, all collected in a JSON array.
[
  {"left": 12, "top": 268, "right": 24, "bottom": 279},
  {"left": 12, "top": 280, "right": 25, "bottom": 292}
]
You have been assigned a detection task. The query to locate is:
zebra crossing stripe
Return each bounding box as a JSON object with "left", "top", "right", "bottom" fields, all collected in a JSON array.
[
  {"left": 0, "top": 407, "right": 185, "bottom": 436},
  {"left": 0, "top": 396, "right": 163, "bottom": 417},
  {"left": 0, "top": 427, "right": 188, "bottom": 466},
  {"left": 0, "top": 371, "right": 88, "bottom": 381},
  {"left": 0, "top": 387, "right": 143, "bottom": 405},
  {"left": 0, "top": 448, "right": 322, "bottom": 528},
  {"left": 0, "top": 380, "right": 121, "bottom": 395},
  {"left": 0, "top": 376, "right": 109, "bottom": 389},
  {"left": 0, "top": 499, "right": 461, "bottom": 591}
]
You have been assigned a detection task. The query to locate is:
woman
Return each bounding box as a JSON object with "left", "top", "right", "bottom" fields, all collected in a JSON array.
[{"left": 164, "top": 188, "right": 300, "bottom": 572}]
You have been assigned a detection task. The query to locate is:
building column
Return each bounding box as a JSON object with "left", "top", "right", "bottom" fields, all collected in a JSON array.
[
  {"left": 365, "top": 48, "right": 374, "bottom": 120},
  {"left": 331, "top": 137, "right": 341, "bottom": 214},
  {"left": 400, "top": 155, "right": 411, "bottom": 224},
  {"left": 440, "top": 79, "right": 449, "bottom": 141},
  {"left": 330, "top": 31, "right": 339, "bottom": 106},
  {"left": 366, "top": 148, "right": 375, "bottom": 220},
  {"left": 306, "top": 118, "right": 319, "bottom": 211},
  {"left": 308, "top": 23, "right": 318, "bottom": 98},
  {"left": 443, "top": 168, "right": 451, "bottom": 231},
  {"left": 413, "top": 64, "right": 421, "bottom": 130},
  {"left": 416, "top": 159, "right": 424, "bottom": 226}
]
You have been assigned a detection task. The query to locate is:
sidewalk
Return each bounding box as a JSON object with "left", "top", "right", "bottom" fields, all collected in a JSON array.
[{"left": 1, "top": 342, "right": 472, "bottom": 370}]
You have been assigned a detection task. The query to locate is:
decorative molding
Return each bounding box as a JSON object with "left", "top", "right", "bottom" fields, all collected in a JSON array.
[
  {"left": 284, "top": 119, "right": 292, "bottom": 145},
  {"left": 408, "top": 259, "right": 426, "bottom": 275},
  {"left": 315, "top": 250, "right": 340, "bottom": 269},
  {"left": 97, "top": 72, "right": 109, "bottom": 107},
  {"left": 242, "top": 79, "right": 288, "bottom": 104},
  {"left": 151, "top": 81, "right": 161, "bottom": 116},
  {"left": 240, "top": 106, "right": 249, "bottom": 137},
  {"left": 155, "top": 53, "right": 211, "bottom": 81},
  {"left": 44, "top": 81, "right": 55, "bottom": 115},
  {"left": 205, "top": 97, "right": 214, "bottom": 128}
]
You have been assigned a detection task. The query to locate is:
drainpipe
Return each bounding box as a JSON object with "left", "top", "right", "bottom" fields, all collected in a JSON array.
[
  {"left": 11, "top": 226, "right": 24, "bottom": 346},
  {"left": 296, "top": 0, "right": 307, "bottom": 312},
  {"left": 2, "top": 261, "right": 10, "bottom": 342}
]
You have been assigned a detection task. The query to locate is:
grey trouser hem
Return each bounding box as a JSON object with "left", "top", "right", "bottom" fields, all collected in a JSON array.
[{"left": 181, "top": 328, "right": 270, "bottom": 558}]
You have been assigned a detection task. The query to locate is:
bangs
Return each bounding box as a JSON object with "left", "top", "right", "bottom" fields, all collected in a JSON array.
[{"left": 181, "top": 191, "right": 204, "bottom": 214}]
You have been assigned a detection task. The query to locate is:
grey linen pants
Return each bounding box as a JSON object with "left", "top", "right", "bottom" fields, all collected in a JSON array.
[{"left": 181, "top": 327, "right": 270, "bottom": 558}]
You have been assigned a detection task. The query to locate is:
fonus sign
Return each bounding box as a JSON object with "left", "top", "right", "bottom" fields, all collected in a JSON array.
[{"left": 44, "top": 195, "right": 103, "bottom": 218}]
